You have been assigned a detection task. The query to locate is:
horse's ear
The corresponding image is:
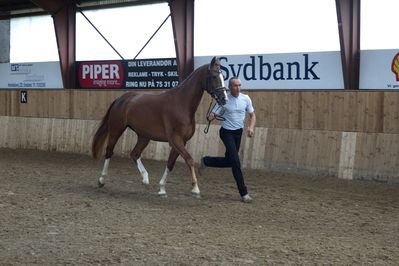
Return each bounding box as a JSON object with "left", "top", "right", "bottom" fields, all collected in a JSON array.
[
  {"left": 210, "top": 56, "right": 219, "bottom": 66},
  {"left": 210, "top": 57, "right": 221, "bottom": 72}
]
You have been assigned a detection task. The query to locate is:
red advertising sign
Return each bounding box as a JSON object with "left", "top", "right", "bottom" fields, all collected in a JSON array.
[
  {"left": 78, "top": 61, "right": 124, "bottom": 88},
  {"left": 76, "top": 58, "right": 179, "bottom": 89}
]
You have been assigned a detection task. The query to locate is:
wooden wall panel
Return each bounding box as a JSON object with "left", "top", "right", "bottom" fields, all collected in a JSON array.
[
  {"left": 355, "top": 92, "right": 384, "bottom": 133},
  {"left": 282, "top": 129, "right": 338, "bottom": 175},
  {"left": 194, "top": 94, "right": 214, "bottom": 124},
  {"left": 383, "top": 92, "right": 399, "bottom": 133},
  {"left": 0, "top": 90, "right": 18, "bottom": 116},
  {"left": 2, "top": 115, "right": 399, "bottom": 183},
  {"left": 328, "top": 92, "right": 345, "bottom": 131},
  {"left": 242, "top": 127, "right": 268, "bottom": 169},
  {"left": 1, "top": 89, "right": 399, "bottom": 134},
  {"left": 244, "top": 127, "right": 342, "bottom": 176},
  {"left": 343, "top": 91, "right": 357, "bottom": 131},
  {"left": 287, "top": 92, "right": 301, "bottom": 128},
  {"left": 300, "top": 91, "right": 316, "bottom": 130},
  {"left": 355, "top": 132, "right": 399, "bottom": 183}
]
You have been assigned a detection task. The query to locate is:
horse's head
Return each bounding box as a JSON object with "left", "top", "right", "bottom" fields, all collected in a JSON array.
[{"left": 206, "top": 57, "right": 228, "bottom": 106}]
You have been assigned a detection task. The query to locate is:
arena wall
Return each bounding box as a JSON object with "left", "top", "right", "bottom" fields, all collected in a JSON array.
[{"left": 1, "top": 89, "right": 399, "bottom": 183}]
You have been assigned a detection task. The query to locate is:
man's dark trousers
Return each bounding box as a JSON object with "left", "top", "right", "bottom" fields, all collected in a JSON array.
[{"left": 203, "top": 127, "right": 248, "bottom": 196}]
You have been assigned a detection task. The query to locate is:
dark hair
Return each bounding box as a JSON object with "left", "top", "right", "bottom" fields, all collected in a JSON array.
[{"left": 228, "top": 76, "right": 240, "bottom": 86}]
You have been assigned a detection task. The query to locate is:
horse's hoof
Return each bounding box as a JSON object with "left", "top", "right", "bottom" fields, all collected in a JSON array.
[
  {"left": 142, "top": 180, "right": 149, "bottom": 185},
  {"left": 191, "top": 192, "right": 201, "bottom": 199},
  {"left": 98, "top": 181, "right": 105, "bottom": 188},
  {"left": 158, "top": 192, "right": 167, "bottom": 198},
  {"left": 191, "top": 186, "right": 200, "bottom": 197}
]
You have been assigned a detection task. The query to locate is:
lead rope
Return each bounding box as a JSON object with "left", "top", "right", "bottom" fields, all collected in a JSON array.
[
  {"left": 204, "top": 100, "right": 214, "bottom": 134},
  {"left": 204, "top": 99, "right": 225, "bottom": 134}
]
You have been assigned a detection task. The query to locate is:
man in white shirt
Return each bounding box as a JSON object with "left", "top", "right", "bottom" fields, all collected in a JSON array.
[{"left": 199, "top": 77, "right": 256, "bottom": 203}]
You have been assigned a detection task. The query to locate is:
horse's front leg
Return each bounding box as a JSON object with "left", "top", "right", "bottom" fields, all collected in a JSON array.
[
  {"left": 130, "top": 136, "right": 150, "bottom": 184},
  {"left": 170, "top": 137, "right": 200, "bottom": 197},
  {"left": 189, "top": 165, "right": 200, "bottom": 197},
  {"left": 158, "top": 148, "right": 179, "bottom": 196},
  {"left": 136, "top": 158, "right": 149, "bottom": 185}
]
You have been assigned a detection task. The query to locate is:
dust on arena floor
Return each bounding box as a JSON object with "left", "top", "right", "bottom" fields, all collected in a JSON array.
[{"left": 1, "top": 148, "right": 398, "bottom": 265}]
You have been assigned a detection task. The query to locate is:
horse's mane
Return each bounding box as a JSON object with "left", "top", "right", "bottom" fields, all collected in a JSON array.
[{"left": 175, "top": 64, "right": 208, "bottom": 88}]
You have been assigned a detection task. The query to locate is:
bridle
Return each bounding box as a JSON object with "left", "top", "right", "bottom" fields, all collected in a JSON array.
[
  {"left": 206, "top": 67, "right": 227, "bottom": 106},
  {"left": 204, "top": 67, "right": 227, "bottom": 134}
]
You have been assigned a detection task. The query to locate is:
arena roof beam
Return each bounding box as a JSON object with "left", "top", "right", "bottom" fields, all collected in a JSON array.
[
  {"left": 52, "top": 3, "right": 76, "bottom": 89},
  {"left": 30, "top": 0, "right": 192, "bottom": 87},
  {"left": 31, "top": 0, "right": 76, "bottom": 89},
  {"left": 78, "top": 0, "right": 164, "bottom": 11},
  {"left": 336, "top": 0, "right": 361, "bottom": 90},
  {"left": 169, "top": 0, "right": 194, "bottom": 82}
]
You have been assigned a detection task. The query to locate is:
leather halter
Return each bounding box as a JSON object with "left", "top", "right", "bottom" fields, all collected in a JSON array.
[
  {"left": 206, "top": 67, "right": 227, "bottom": 106},
  {"left": 204, "top": 67, "right": 227, "bottom": 133}
]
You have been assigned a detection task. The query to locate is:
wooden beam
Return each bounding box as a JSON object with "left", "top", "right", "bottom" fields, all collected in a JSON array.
[
  {"left": 30, "top": 0, "right": 76, "bottom": 88},
  {"left": 53, "top": 4, "right": 76, "bottom": 89},
  {"left": 169, "top": 0, "right": 194, "bottom": 81},
  {"left": 336, "top": 0, "right": 361, "bottom": 90}
]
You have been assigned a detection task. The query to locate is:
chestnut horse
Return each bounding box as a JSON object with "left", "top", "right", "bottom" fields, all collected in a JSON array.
[{"left": 92, "top": 57, "right": 227, "bottom": 197}]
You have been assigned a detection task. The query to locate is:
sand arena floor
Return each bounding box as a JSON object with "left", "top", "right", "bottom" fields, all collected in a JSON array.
[{"left": 1, "top": 148, "right": 398, "bottom": 265}]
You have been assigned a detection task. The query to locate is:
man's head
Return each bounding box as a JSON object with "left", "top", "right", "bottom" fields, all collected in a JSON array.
[{"left": 228, "top": 77, "right": 241, "bottom": 97}]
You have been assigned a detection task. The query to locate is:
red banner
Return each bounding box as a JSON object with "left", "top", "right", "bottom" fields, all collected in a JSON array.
[{"left": 78, "top": 61, "right": 124, "bottom": 88}]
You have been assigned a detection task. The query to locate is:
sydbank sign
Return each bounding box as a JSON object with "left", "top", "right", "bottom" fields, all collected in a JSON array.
[{"left": 195, "top": 51, "right": 343, "bottom": 89}]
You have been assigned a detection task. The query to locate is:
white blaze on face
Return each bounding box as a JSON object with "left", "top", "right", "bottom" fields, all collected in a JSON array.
[
  {"left": 219, "top": 73, "right": 225, "bottom": 87},
  {"left": 218, "top": 73, "right": 228, "bottom": 103}
]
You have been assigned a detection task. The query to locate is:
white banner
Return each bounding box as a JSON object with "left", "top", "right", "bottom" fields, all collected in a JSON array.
[
  {"left": 0, "top": 61, "right": 63, "bottom": 89},
  {"left": 194, "top": 51, "right": 344, "bottom": 89},
  {"left": 360, "top": 49, "right": 399, "bottom": 90}
]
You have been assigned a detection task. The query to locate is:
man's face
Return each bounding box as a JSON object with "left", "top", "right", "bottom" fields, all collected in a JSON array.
[{"left": 229, "top": 78, "right": 241, "bottom": 97}]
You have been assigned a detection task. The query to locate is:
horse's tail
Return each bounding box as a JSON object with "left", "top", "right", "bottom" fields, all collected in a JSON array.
[{"left": 92, "top": 100, "right": 117, "bottom": 160}]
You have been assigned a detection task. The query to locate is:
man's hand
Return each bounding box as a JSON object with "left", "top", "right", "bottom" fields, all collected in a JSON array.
[
  {"left": 208, "top": 112, "right": 223, "bottom": 121},
  {"left": 247, "top": 112, "right": 256, "bottom": 137},
  {"left": 247, "top": 127, "right": 255, "bottom": 137},
  {"left": 208, "top": 112, "right": 216, "bottom": 121}
]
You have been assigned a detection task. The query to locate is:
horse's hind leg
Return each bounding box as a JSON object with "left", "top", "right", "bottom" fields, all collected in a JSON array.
[
  {"left": 158, "top": 148, "right": 179, "bottom": 196},
  {"left": 98, "top": 127, "right": 125, "bottom": 187},
  {"left": 98, "top": 158, "right": 110, "bottom": 187},
  {"left": 130, "top": 136, "right": 150, "bottom": 184}
]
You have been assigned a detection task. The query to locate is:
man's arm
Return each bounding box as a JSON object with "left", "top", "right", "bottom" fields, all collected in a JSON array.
[
  {"left": 209, "top": 104, "right": 223, "bottom": 120},
  {"left": 209, "top": 112, "right": 223, "bottom": 121},
  {"left": 247, "top": 112, "right": 256, "bottom": 137}
]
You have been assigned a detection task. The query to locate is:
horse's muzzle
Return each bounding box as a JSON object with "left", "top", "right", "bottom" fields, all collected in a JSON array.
[{"left": 213, "top": 87, "right": 228, "bottom": 106}]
